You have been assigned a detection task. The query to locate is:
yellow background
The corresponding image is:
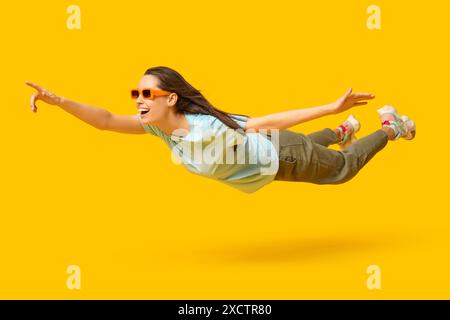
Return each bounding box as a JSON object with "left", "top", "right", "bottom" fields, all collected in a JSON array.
[{"left": 1, "top": 0, "right": 449, "bottom": 299}]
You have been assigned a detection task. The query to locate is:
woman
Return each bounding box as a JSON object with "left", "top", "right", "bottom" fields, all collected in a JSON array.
[{"left": 25, "top": 66, "right": 416, "bottom": 194}]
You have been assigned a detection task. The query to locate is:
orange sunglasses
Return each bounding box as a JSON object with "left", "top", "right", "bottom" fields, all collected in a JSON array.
[{"left": 131, "top": 88, "right": 172, "bottom": 100}]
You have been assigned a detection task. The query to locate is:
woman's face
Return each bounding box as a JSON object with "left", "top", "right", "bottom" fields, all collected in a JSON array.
[{"left": 136, "top": 75, "right": 176, "bottom": 124}]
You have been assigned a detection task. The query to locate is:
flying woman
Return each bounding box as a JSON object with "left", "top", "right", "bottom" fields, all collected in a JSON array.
[{"left": 25, "top": 66, "right": 415, "bottom": 194}]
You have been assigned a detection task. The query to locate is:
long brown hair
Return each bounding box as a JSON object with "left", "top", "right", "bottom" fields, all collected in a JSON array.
[{"left": 144, "top": 66, "right": 249, "bottom": 130}]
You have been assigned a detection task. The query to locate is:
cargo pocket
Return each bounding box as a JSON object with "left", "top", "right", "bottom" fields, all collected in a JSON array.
[
  {"left": 275, "top": 149, "right": 298, "bottom": 181},
  {"left": 275, "top": 159, "right": 297, "bottom": 181}
]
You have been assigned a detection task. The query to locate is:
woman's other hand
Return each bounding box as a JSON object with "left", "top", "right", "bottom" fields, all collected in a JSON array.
[{"left": 330, "top": 88, "right": 375, "bottom": 114}]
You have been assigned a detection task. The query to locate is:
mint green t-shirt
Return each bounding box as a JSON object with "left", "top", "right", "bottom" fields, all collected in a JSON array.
[{"left": 136, "top": 112, "right": 279, "bottom": 193}]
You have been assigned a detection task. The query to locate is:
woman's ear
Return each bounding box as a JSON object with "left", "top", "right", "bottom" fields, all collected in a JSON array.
[{"left": 167, "top": 92, "right": 178, "bottom": 106}]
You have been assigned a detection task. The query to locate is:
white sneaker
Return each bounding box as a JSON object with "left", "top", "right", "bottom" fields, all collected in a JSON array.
[
  {"left": 377, "top": 105, "right": 416, "bottom": 140},
  {"left": 337, "top": 114, "right": 361, "bottom": 149}
]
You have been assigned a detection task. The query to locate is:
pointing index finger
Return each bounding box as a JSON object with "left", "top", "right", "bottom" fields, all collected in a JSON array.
[{"left": 25, "top": 81, "right": 43, "bottom": 92}]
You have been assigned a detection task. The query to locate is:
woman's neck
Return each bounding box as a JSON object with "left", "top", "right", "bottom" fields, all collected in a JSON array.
[{"left": 158, "top": 111, "right": 191, "bottom": 137}]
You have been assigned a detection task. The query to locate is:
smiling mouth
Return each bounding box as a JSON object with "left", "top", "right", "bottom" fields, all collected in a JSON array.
[{"left": 138, "top": 108, "right": 150, "bottom": 115}]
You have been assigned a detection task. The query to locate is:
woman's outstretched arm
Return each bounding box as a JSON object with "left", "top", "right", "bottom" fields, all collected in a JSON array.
[
  {"left": 25, "top": 81, "right": 145, "bottom": 134},
  {"left": 245, "top": 88, "right": 375, "bottom": 132}
]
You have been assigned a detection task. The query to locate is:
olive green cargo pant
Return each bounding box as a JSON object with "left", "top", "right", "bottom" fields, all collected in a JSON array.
[{"left": 274, "top": 128, "right": 389, "bottom": 184}]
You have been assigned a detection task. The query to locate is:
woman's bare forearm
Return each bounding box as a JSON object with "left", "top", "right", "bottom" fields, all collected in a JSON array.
[
  {"left": 25, "top": 81, "right": 145, "bottom": 134},
  {"left": 57, "top": 96, "right": 112, "bottom": 130},
  {"left": 246, "top": 103, "right": 335, "bottom": 131}
]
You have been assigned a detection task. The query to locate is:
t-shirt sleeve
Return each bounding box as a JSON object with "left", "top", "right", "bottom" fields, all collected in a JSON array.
[
  {"left": 229, "top": 114, "right": 249, "bottom": 130},
  {"left": 227, "top": 114, "right": 249, "bottom": 148}
]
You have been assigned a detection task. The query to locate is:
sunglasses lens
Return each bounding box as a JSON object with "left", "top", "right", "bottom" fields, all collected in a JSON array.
[
  {"left": 131, "top": 90, "right": 139, "bottom": 99},
  {"left": 142, "top": 89, "right": 152, "bottom": 99}
]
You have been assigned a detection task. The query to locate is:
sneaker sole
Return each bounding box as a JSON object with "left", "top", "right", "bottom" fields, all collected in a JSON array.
[{"left": 400, "top": 115, "right": 416, "bottom": 140}]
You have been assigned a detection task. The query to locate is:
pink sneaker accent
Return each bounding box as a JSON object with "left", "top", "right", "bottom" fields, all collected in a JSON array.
[{"left": 337, "top": 114, "right": 360, "bottom": 149}]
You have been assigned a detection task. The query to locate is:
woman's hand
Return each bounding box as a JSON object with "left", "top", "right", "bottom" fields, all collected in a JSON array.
[
  {"left": 25, "top": 81, "right": 62, "bottom": 112},
  {"left": 329, "top": 88, "right": 375, "bottom": 114}
]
